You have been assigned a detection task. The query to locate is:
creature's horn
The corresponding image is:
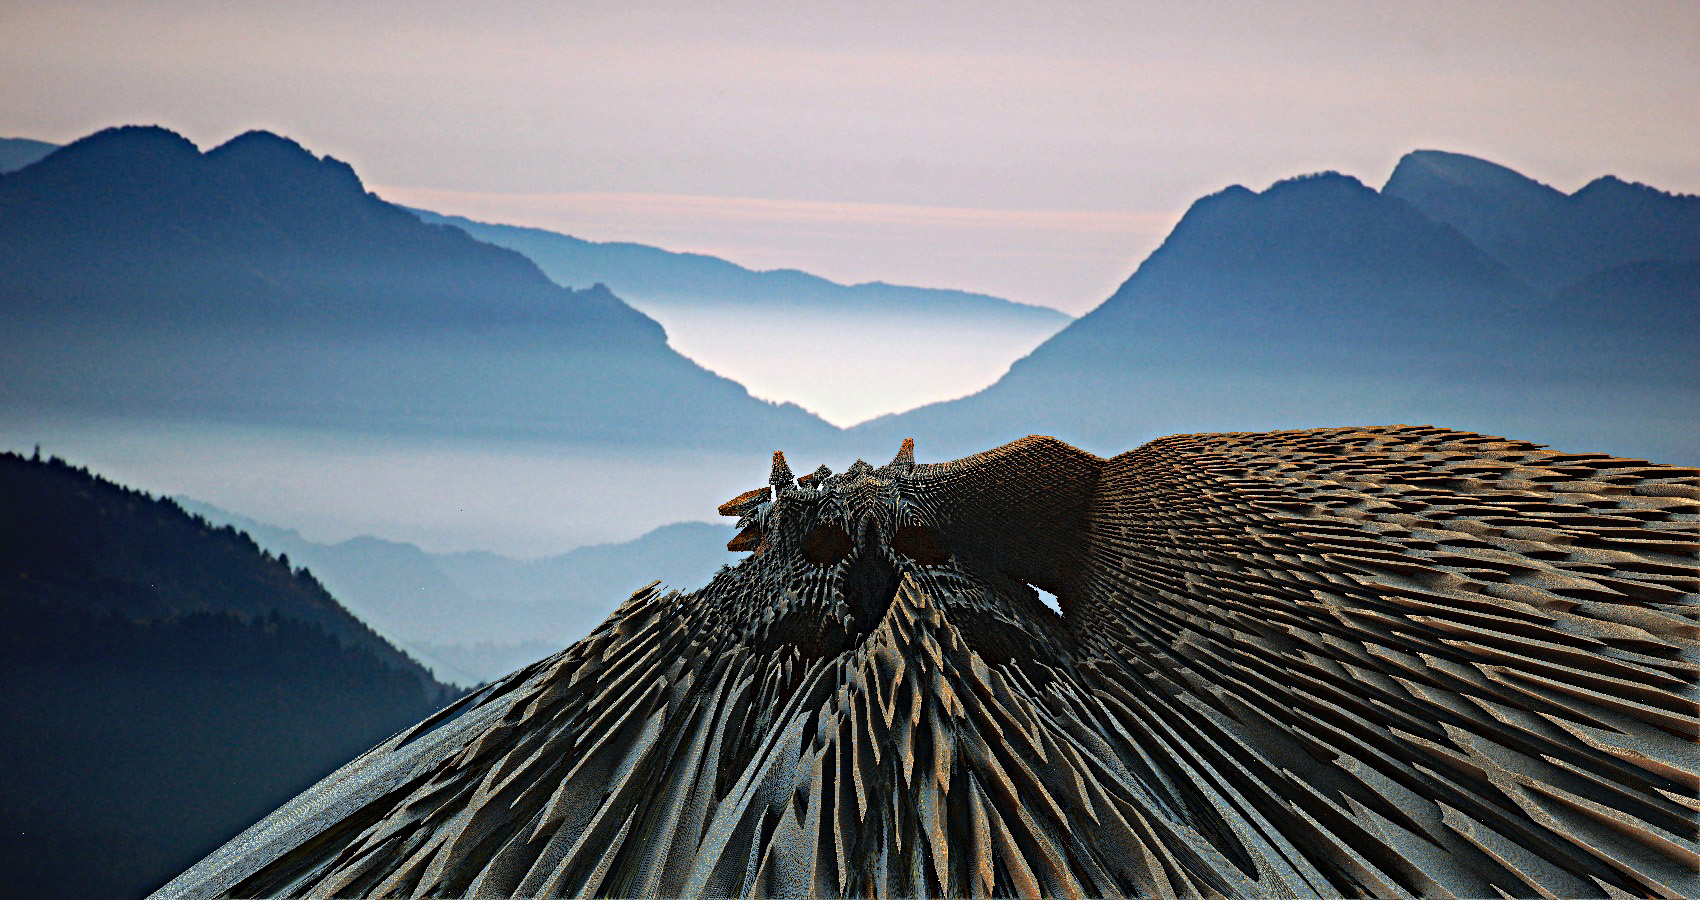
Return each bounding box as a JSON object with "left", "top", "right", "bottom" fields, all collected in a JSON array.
[
  {"left": 770, "top": 451, "right": 794, "bottom": 488},
  {"left": 890, "top": 438, "right": 915, "bottom": 469},
  {"left": 717, "top": 487, "right": 770, "bottom": 518}
]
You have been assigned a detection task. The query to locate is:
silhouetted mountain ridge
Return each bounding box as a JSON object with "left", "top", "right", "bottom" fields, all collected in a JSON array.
[
  {"left": 408, "top": 208, "right": 1071, "bottom": 425},
  {"left": 0, "top": 451, "right": 459, "bottom": 899},
  {"left": 2, "top": 126, "right": 641, "bottom": 331},
  {"left": 1068, "top": 171, "right": 1533, "bottom": 355},
  {"left": 173, "top": 495, "right": 740, "bottom": 685},
  {"left": 0, "top": 126, "right": 832, "bottom": 447},
  {"left": 0, "top": 136, "right": 59, "bottom": 173},
  {"left": 411, "top": 209, "right": 1068, "bottom": 322},
  {"left": 858, "top": 158, "right": 1694, "bottom": 465},
  {"left": 1384, "top": 148, "right": 1700, "bottom": 291},
  {"left": 1, "top": 450, "right": 437, "bottom": 681}
]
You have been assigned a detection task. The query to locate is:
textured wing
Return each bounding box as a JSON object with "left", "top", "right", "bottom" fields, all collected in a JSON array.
[
  {"left": 1070, "top": 425, "right": 1699, "bottom": 898},
  {"left": 156, "top": 425, "right": 1698, "bottom": 899},
  {"left": 911, "top": 434, "right": 1106, "bottom": 601}
]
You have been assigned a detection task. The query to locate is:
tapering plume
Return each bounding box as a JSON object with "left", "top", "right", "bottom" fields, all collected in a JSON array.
[
  {"left": 889, "top": 437, "right": 915, "bottom": 470},
  {"left": 768, "top": 450, "right": 792, "bottom": 489}
]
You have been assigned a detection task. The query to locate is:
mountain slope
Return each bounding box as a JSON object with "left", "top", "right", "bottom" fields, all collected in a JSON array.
[
  {"left": 1383, "top": 149, "right": 1700, "bottom": 291},
  {"left": 1534, "top": 258, "right": 1700, "bottom": 388},
  {"left": 412, "top": 210, "right": 1072, "bottom": 425},
  {"left": 176, "top": 497, "right": 739, "bottom": 685},
  {"left": 0, "top": 136, "right": 57, "bottom": 173},
  {"left": 856, "top": 168, "right": 1694, "bottom": 465},
  {"left": 412, "top": 209, "right": 1066, "bottom": 321},
  {"left": 0, "top": 126, "right": 833, "bottom": 448},
  {"left": 856, "top": 173, "right": 1529, "bottom": 454},
  {"left": 0, "top": 451, "right": 459, "bottom": 899}
]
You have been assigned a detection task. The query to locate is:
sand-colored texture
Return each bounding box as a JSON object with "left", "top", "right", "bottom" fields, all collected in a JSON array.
[{"left": 158, "top": 426, "right": 1699, "bottom": 898}]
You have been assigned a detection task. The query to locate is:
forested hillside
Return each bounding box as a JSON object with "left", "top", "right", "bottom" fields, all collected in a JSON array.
[{"left": 0, "top": 451, "right": 459, "bottom": 899}]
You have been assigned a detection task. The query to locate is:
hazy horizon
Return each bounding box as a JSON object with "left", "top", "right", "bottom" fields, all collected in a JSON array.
[
  {"left": 4, "top": 1, "right": 1694, "bottom": 557},
  {"left": 5, "top": 1, "right": 1695, "bottom": 314},
  {"left": 7, "top": 8, "right": 1693, "bottom": 891}
]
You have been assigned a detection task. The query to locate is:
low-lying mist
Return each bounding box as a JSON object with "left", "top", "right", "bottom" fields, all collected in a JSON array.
[
  {"left": 2, "top": 415, "right": 800, "bottom": 558},
  {"left": 650, "top": 306, "right": 1067, "bottom": 426}
]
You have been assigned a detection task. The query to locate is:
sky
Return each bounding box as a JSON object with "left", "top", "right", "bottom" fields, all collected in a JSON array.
[
  {"left": 3, "top": 1, "right": 1696, "bottom": 315},
  {"left": 2, "top": 1, "right": 1697, "bottom": 554}
]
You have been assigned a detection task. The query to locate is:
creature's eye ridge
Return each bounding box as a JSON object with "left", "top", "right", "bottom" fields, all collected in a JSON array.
[
  {"left": 891, "top": 523, "right": 948, "bottom": 566},
  {"left": 801, "top": 522, "right": 854, "bottom": 567}
]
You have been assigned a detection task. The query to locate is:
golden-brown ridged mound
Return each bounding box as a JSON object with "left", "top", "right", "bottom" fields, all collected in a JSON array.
[{"left": 160, "top": 426, "right": 1698, "bottom": 899}]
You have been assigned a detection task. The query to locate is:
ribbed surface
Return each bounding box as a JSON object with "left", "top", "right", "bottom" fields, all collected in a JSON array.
[
  {"left": 173, "top": 426, "right": 1697, "bottom": 899},
  {"left": 1070, "top": 427, "right": 1699, "bottom": 898}
]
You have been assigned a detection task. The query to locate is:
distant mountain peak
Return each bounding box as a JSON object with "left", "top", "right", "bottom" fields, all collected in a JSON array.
[
  {"left": 208, "top": 128, "right": 319, "bottom": 164},
  {"left": 1387, "top": 149, "right": 1557, "bottom": 194},
  {"left": 206, "top": 128, "right": 366, "bottom": 196},
  {"left": 1185, "top": 183, "right": 1255, "bottom": 209},
  {"left": 852, "top": 148, "right": 1694, "bottom": 466},
  {"left": 1573, "top": 172, "right": 1693, "bottom": 202},
  {"left": 6, "top": 123, "right": 373, "bottom": 215},
  {"left": 1265, "top": 170, "right": 1367, "bottom": 192},
  {"left": 20, "top": 124, "right": 368, "bottom": 201},
  {"left": 73, "top": 123, "right": 198, "bottom": 149},
  {"left": 1391, "top": 151, "right": 1697, "bottom": 205},
  {"left": 1385, "top": 147, "right": 1700, "bottom": 292},
  {"left": 1186, "top": 174, "right": 1372, "bottom": 219},
  {"left": 45, "top": 123, "right": 201, "bottom": 168},
  {"left": 1, "top": 122, "right": 838, "bottom": 447}
]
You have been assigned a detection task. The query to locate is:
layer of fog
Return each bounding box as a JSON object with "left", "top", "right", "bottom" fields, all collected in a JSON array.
[
  {"left": 2, "top": 415, "right": 820, "bottom": 558},
  {"left": 648, "top": 306, "right": 1069, "bottom": 426}
]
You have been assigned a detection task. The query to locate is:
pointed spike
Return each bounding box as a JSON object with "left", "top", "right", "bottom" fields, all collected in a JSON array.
[
  {"left": 891, "top": 438, "right": 915, "bottom": 469},
  {"left": 770, "top": 451, "right": 794, "bottom": 488},
  {"left": 796, "top": 464, "right": 834, "bottom": 488},
  {"left": 717, "top": 486, "right": 771, "bottom": 517},
  {"left": 727, "top": 525, "right": 763, "bottom": 552}
]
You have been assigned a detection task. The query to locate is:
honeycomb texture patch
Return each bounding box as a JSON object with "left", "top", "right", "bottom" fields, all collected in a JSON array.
[{"left": 158, "top": 426, "right": 1699, "bottom": 898}]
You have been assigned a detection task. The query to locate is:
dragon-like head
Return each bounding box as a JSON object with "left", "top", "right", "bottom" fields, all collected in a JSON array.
[{"left": 711, "top": 438, "right": 1095, "bottom": 666}]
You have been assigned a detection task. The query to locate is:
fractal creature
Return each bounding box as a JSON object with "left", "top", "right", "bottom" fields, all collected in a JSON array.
[{"left": 161, "top": 427, "right": 1697, "bottom": 899}]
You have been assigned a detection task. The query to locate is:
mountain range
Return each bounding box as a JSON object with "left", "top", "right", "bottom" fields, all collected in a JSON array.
[
  {"left": 6, "top": 124, "right": 1693, "bottom": 561},
  {"left": 5, "top": 126, "right": 1694, "bottom": 894},
  {"left": 412, "top": 207, "right": 1066, "bottom": 321},
  {"left": 175, "top": 498, "right": 738, "bottom": 685},
  {"left": 856, "top": 156, "right": 1697, "bottom": 465},
  {"left": 0, "top": 126, "right": 832, "bottom": 449},
  {"left": 411, "top": 209, "right": 1071, "bottom": 424},
  {"left": 1, "top": 130, "right": 1069, "bottom": 429},
  {"left": 0, "top": 451, "right": 458, "bottom": 899},
  {"left": 3, "top": 126, "right": 1692, "bottom": 544},
  {"left": 1384, "top": 148, "right": 1700, "bottom": 292}
]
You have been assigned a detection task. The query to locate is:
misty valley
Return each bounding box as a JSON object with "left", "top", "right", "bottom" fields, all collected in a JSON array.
[{"left": 2, "top": 127, "right": 1696, "bottom": 898}]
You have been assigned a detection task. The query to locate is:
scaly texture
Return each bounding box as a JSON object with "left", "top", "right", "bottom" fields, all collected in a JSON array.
[{"left": 158, "top": 426, "right": 1699, "bottom": 899}]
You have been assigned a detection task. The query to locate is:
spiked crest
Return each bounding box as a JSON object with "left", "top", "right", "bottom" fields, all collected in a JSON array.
[
  {"left": 768, "top": 450, "right": 792, "bottom": 489},
  {"left": 889, "top": 437, "right": 915, "bottom": 470}
]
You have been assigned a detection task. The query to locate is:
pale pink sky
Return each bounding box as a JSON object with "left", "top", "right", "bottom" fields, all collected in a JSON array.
[{"left": 4, "top": 1, "right": 1696, "bottom": 313}]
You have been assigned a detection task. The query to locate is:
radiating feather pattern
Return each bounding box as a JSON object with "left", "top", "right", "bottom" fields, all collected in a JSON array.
[{"left": 157, "top": 425, "right": 1698, "bottom": 899}]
